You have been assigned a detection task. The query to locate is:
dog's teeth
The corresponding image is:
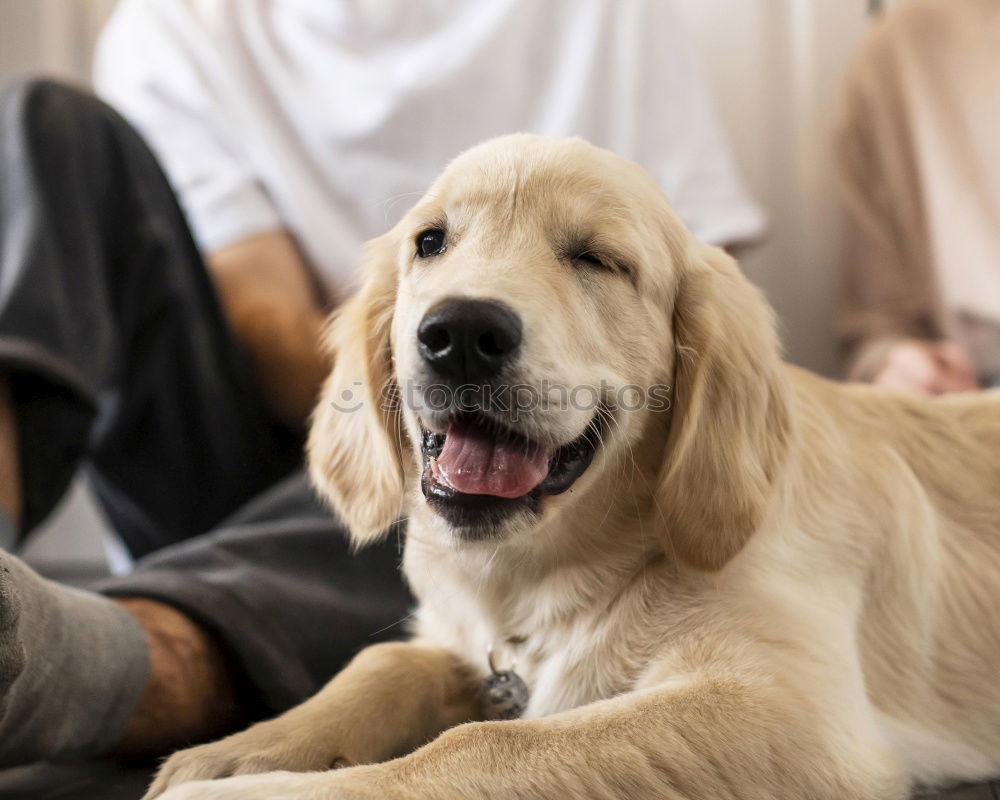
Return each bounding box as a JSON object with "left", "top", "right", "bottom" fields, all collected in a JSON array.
[
  {"left": 430, "top": 456, "right": 445, "bottom": 480},
  {"left": 429, "top": 456, "right": 456, "bottom": 490}
]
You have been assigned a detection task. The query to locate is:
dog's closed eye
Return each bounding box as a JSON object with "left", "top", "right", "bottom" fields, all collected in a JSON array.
[
  {"left": 574, "top": 250, "right": 609, "bottom": 270},
  {"left": 564, "top": 239, "right": 631, "bottom": 278}
]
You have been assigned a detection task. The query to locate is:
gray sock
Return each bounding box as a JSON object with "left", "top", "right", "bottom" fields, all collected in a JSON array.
[{"left": 0, "top": 546, "right": 150, "bottom": 766}]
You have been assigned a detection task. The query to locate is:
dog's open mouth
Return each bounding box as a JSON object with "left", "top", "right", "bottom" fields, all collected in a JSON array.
[{"left": 420, "top": 412, "right": 600, "bottom": 530}]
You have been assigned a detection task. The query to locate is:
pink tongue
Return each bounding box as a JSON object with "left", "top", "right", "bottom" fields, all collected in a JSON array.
[{"left": 435, "top": 419, "right": 551, "bottom": 498}]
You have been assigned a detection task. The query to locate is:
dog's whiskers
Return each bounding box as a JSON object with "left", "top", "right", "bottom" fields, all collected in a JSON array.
[{"left": 380, "top": 190, "right": 430, "bottom": 225}]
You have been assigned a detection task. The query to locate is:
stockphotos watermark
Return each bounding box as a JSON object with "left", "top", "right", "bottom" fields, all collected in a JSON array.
[{"left": 330, "top": 379, "right": 672, "bottom": 418}]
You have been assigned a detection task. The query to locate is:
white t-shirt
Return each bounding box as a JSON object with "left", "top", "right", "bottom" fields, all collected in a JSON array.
[{"left": 95, "top": 0, "right": 764, "bottom": 297}]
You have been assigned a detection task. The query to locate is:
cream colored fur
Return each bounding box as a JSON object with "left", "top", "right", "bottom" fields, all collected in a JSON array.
[{"left": 148, "top": 135, "right": 1000, "bottom": 800}]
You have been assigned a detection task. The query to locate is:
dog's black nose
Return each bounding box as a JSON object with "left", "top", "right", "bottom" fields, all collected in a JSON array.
[{"left": 417, "top": 299, "right": 522, "bottom": 383}]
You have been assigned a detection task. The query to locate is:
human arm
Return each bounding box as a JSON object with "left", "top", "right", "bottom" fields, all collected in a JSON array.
[{"left": 207, "top": 230, "right": 330, "bottom": 427}]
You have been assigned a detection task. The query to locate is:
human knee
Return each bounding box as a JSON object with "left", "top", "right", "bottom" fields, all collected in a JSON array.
[{"left": 0, "top": 78, "right": 115, "bottom": 148}]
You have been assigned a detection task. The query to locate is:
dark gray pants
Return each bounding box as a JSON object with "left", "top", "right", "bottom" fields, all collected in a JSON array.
[{"left": 0, "top": 79, "right": 411, "bottom": 714}]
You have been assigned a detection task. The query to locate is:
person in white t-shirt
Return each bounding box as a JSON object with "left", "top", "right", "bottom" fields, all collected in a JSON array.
[
  {"left": 95, "top": 0, "right": 763, "bottom": 295},
  {"left": 0, "top": 0, "right": 763, "bottom": 768}
]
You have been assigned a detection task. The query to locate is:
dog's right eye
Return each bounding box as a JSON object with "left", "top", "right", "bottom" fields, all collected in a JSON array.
[{"left": 416, "top": 229, "right": 447, "bottom": 258}]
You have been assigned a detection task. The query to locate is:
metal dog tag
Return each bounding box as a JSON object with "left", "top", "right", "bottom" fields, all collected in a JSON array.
[
  {"left": 480, "top": 646, "right": 530, "bottom": 720},
  {"left": 480, "top": 669, "right": 530, "bottom": 720}
]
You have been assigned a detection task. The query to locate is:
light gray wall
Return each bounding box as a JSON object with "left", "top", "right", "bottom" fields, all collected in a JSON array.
[{"left": 0, "top": 0, "right": 115, "bottom": 84}]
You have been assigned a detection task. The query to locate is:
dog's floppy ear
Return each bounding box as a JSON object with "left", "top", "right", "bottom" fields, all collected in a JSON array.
[
  {"left": 308, "top": 233, "right": 405, "bottom": 547},
  {"left": 657, "top": 244, "right": 791, "bottom": 571}
]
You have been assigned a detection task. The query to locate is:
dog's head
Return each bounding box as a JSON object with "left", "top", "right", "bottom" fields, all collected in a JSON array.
[{"left": 309, "top": 135, "right": 790, "bottom": 569}]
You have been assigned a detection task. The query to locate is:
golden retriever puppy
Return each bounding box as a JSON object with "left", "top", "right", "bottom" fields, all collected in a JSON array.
[{"left": 147, "top": 135, "right": 1000, "bottom": 800}]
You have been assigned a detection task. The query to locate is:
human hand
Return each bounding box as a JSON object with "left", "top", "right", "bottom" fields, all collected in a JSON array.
[{"left": 873, "top": 339, "right": 979, "bottom": 395}]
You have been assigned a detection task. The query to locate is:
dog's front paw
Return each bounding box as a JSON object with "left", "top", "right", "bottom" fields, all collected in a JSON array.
[
  {"left": 156, "top": 771, "right": 328, "bottom": 800},
  {"left": 155, "top": 767, "right": 389, "bottom": 800},
  {"left": 144, "top": 723, "right": 340, "bottom": 799}
]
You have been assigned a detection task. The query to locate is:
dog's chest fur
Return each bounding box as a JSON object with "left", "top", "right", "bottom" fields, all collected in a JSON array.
[{"left": 404, "top": 534, "right": 669, "bottom": 719}]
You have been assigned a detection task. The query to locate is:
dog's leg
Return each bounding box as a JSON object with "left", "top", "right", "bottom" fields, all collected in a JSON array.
[
  {"left": 144, "top": 642, "right": 480, "bottom": 799},
  {"left": 154, "top": 665, "right": 911, "bottom": 800}
]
